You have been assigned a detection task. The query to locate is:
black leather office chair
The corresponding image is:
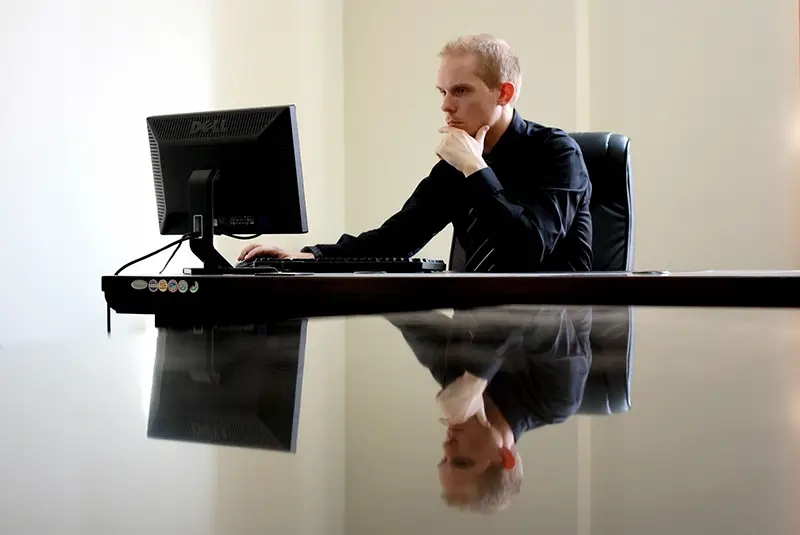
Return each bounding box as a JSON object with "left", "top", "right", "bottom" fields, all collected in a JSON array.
[{"left": 569, "top": 132, "right": 635, "bottom": 272}]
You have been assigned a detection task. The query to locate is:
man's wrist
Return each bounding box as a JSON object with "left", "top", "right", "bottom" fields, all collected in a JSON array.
[
  {"left": 299, "top": 245, "right": 321, "bottom": 259},
  {"left": 459, "top": 372, "right": 488, "bottom": 390},
  {"left": 461, "top": 157, "right": 488, "bottom": 177}
]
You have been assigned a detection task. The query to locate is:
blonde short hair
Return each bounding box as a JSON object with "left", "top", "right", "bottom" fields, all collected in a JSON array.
[
  {"left": 442, "top": 449, "right": 524, "bottom": 513},
  {"left": 438, "top": 33, "right": 522, "bottom": 105}
]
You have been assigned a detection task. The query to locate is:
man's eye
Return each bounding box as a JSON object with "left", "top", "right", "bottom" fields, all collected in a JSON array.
[
  {"left": 454, "top": 88, "right": 465, "bottom": 95},
  {"left": 453, "top": 458, "right": 474, "bottom": 468}
]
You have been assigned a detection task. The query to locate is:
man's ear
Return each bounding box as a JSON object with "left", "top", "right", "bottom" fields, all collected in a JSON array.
[
  {"left": 497, "top": 82, "right": 515, "bottom": 106},
  {"left": 499, "top": 447, "right": 516, "bottom": 470}
]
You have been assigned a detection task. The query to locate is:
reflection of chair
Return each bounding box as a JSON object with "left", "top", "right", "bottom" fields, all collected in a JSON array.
[{"left": 578, "top": 306, "right": 634, "bottom": 415}]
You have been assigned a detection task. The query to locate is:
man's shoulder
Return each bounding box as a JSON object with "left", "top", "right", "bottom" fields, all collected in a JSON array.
[
  {"left": 518, "top": 118, "right": 581, "bottom": 153},
  {"left": 514, "top": 116, "right": 590, "bottom": 189}
]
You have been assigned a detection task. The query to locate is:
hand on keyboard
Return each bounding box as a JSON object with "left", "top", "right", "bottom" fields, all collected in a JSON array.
[{"left": 238, "top": 243, "right": 314, "bottom": 261}]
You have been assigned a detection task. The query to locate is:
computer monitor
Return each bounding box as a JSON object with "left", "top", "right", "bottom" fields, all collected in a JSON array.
[{"left": 147, "top": 104, "right": 308, "bottom": 273}]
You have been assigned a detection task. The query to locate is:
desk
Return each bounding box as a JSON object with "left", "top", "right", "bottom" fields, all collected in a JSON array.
[
  {"left": 4, "top": 297, "right": 800, "bottom": 532},
  {"left": 102, "top": 270, "right": 800, "bottom": 323}
]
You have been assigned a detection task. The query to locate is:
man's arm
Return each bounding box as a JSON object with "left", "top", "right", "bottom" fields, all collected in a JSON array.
[
  {"left": 302, "top": 164, "right": 457, "bottom": 258},
  {"left": 496, "top": 306, "right": 592, "bottom": 428},
  {"left": 385, "top": 309, "right": 516, "bottom": 426},
  {"left": 463, "top": 137, "right": 590, "bottom": 268},
  {"left": 385, "top": 308, "right": 519, "bottom": 387}
]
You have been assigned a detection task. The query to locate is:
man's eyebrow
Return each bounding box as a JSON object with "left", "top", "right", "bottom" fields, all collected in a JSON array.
[{"left": 436, "top": 84, "right": 473, "bottom": 92}]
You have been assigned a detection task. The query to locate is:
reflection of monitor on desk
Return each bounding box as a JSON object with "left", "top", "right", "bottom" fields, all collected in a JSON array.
[{"left": 147, "top": 319, "right": 307, "bottom": 452}]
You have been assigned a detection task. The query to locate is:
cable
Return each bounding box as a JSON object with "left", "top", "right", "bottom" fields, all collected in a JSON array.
[
  {"left": 114, "top": 233, "right": 193, "bottom": 276},
  {"left": 107, "top": 233, "right": 194, "bottom": 335},
  {"left": 159, "top": 239, "right": 184, "bottom": 274},
  {"left": 224, "top": 233, "right": 260, "bottom": 240}
]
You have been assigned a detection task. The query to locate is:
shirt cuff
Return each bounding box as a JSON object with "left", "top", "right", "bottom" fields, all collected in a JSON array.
[
  {"left": 300, "top": 245, "right": 323, "bottom": 258},
  {"left": 465, "top": 167, "right": 504, "bottom": 199}
]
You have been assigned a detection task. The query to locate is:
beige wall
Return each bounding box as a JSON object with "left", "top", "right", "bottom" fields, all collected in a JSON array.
[{"left": 588, "top": 0, "right": 799, "bottom": 271}]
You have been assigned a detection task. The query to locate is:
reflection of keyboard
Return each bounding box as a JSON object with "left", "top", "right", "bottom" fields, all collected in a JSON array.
[{"left": 236, "top": 257, "right": 447, "bottom": 273}]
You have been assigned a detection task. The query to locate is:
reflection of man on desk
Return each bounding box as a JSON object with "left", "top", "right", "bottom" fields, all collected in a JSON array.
[
  {"left": 239, "top": 33, "right": 592, "bottom": 273},
  {"left": 386, "top": 306, "right": 591, "bottom": 512}
]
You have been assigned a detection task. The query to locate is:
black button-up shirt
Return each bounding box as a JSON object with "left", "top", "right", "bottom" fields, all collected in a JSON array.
[{"left": 303, "top": 110, "right": 593, "bottom": 272}]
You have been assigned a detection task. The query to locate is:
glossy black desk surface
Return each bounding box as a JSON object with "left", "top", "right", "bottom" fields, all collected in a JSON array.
[
  {"left": 102, "top": 271, "right": 800, "bottom": 321},
  {"left": 2, "top": 304, "right": 798, "bottom": 534}
]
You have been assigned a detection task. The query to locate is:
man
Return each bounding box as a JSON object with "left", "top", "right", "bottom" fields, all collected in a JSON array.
[
  {"left": 239, "top": 34, "right": 593, "bottom": 272},
  {"left": 385, "top": 305, "right": 592, "bottom": 512}
]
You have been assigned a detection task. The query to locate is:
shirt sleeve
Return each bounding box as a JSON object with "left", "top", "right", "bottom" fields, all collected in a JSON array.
[
  {"left": 383, "top": 309, "right": 514, "bottom": 388},
  {"left": 301, "top": 163, "right": 456, "bottom": 258},
  {"left": 463, "top": 136, "right": 590, "bottom": 268}
]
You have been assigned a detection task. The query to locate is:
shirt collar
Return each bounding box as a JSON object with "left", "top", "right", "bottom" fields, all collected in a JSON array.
[{"left": 485, "top": 109, "right": 526, "bottom": 161}]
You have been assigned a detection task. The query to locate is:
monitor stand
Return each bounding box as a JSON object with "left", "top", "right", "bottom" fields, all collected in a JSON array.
[{"left": 185, "top": 169, "right": 233, "bottom": 275}]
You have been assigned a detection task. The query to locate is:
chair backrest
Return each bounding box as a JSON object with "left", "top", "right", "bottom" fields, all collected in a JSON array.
[{"left": 569, "top": 132, "right": 635, "bottom": 272}]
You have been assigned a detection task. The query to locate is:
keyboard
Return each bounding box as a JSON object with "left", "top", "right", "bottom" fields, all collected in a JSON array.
[{"left": 235, "top": 257, "right": 447, "bottom": 274}]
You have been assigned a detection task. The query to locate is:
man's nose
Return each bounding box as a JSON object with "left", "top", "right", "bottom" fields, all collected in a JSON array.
[{"left": 441, "top": 97, "right": 456, "bottom": 113}]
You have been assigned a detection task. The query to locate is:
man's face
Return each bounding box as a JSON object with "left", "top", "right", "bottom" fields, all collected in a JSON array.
[
  {"left": 436, "top": 53, "right": 502, "bottom": 137},
  {"left": 438, "top": 417, "right": 501, "bottom": 499}
]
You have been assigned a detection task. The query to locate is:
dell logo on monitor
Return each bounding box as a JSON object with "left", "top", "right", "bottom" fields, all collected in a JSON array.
[{"left": 190, "top": 119, "right": 229, "bottom": 135}]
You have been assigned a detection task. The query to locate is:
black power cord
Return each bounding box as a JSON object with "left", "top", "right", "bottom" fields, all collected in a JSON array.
[
  {"left": 159, "top": 239, "right": 185, "bottom": 274},
  {"left": 223, "top": 233, "right": 261, "bottom": 240},
  {"left": 107, "top": 233, "right": 194, "bottom": 335}
]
